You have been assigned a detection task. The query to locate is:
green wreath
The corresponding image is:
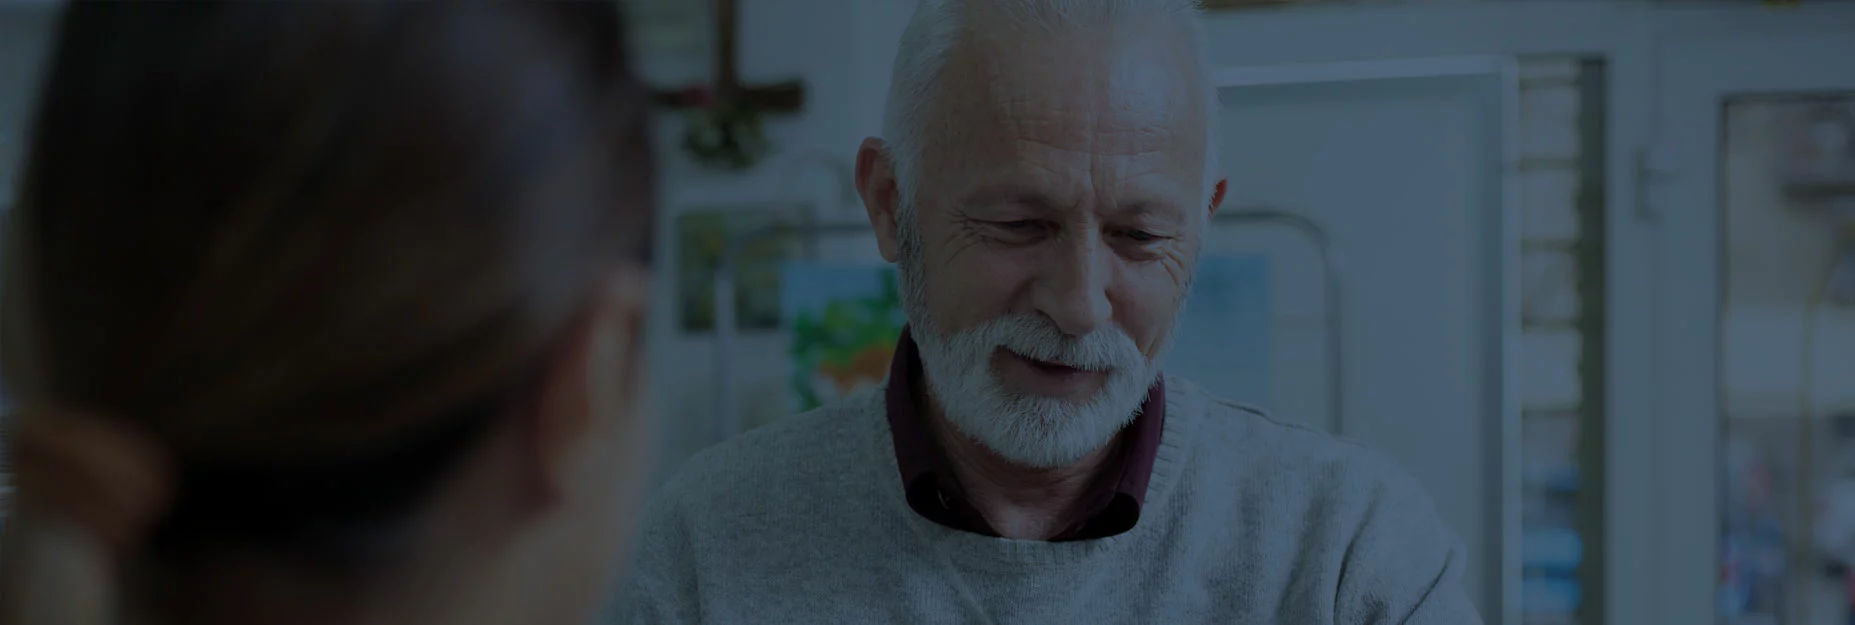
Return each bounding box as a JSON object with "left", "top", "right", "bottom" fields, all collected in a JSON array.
[{"left": 681, "top": 102, "right": 771, "bottom": 171}]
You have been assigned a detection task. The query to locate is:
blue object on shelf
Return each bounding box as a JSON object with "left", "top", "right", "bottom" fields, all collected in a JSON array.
[
  {"left": 1522, "top": 527, "right": 1583, "bottom": 572},
  {"left": 1544, "top": 467, "right": 1579, "bottom": 494},
  {"left": 1521, "top": 574, "right": 1582, "bottom": 616}
]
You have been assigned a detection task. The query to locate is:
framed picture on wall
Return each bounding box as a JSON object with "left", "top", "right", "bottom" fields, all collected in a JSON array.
[{"left": 780, "top": 262, "right": 906, "bottom": 415}]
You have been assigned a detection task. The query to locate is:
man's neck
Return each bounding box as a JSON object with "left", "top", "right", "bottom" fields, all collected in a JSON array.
[{"left": 922, "top": 397, "right": 1122, "bottom": 541}]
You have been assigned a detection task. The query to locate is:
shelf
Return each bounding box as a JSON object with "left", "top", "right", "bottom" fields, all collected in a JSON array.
[{"left": 1784, "top": 168, "right": 1855, "bottom": 200}]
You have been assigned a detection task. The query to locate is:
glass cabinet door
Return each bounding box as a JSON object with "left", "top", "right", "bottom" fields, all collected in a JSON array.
[
  {"left": 1650, "top": 27, "right": 1855, "bottom": 625},
  {"left": 1717, "top": 93, "right": 1855, "bottom": 625}
]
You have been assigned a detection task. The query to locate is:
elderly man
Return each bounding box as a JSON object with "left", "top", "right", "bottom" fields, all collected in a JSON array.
[{"left": 620, "top": 0, "right": 1481, "bottom": 623}]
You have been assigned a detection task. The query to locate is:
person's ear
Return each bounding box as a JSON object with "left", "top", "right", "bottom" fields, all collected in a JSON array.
[
  {"left": 856, "top": 137, "right": 903, "bottom": 264},
  {"left": 587, "top": 265, "right": 650, "bottom": 444},
  {"left": 1208, "top": 177, "right": 1228, "bottom": 217},
  {"left": 524, "top": 266, "right": 650, "bottom": 506}
]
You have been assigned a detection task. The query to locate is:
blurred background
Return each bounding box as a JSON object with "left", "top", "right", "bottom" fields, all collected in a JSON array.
[{"left": 1, "top": 1, "right": 1853, "bottom": 624}]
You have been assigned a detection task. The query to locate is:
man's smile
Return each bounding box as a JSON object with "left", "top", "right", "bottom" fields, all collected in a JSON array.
[{"left": 994, "top": 348, "right": 1108, "bottom": 398}]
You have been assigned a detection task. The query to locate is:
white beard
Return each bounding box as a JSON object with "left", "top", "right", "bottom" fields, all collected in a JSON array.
[
  {"left": 909, "top": 313, "right": 1167, "bottom": 468},
  {"left": 894, "top": 198, "right": 1188, "bottom": 469}
]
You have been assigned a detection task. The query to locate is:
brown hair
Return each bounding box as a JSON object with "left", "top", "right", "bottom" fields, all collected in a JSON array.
[{"left": 0, "top": 0, "right": 654, "bottom": 617}]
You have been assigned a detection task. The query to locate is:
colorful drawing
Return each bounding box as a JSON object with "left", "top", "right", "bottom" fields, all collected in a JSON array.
[
  {"left": 781, "top": 262, "right": 907, "bottom": 415},
  {"left": 1164, "top": 255, "right": 1271, "bottom": 406},
  {"left": 676, "top": 206, "right": 803, "bottom": 333}
]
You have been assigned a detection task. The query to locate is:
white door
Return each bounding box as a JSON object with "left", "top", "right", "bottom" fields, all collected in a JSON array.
[
  {"left": 1650, "top": 25, "right": 1855, "bottom": 625},
  {"left": 1210, "top": 57, "right": 1521, "bottom": 623}
]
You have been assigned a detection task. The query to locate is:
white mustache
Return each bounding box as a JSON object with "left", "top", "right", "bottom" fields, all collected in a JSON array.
[{"left": 948, "top": 315, "right": 1145, "bottom": 373}]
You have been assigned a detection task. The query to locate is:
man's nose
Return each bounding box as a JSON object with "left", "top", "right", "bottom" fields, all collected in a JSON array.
[{"left": 1033, "top": 231, "right": 1113, "bottom": 337}]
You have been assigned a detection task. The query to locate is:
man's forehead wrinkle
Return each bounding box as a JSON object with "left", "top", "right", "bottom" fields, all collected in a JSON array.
[
  {"left": 1016, "top": 155, "right": 1083, "bottom": 196},
  {"left": 983, "top": 65, "right": 1185, "bottom": 150},
  {"left": 996, "top": 107, "right": 1179, "bottom": 159}
]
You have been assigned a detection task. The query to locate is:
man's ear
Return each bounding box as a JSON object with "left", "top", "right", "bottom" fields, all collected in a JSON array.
[
  {"left": 856, "top": 137, "right": 903, "bottom": 263},
  {"left": 524, "top": 267, "right": 649, "bottom": 506},
  {"left": 1208, "top": 177, "right": 1228, "bottom": 217}
]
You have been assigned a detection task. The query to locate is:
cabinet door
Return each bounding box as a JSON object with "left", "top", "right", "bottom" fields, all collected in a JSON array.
[
  {"left": 1212, "top": 57, "right": 1521, "bottom": 623},
  {"left": 1651, "top": 26, "right": 1855, "bottom": 625}
]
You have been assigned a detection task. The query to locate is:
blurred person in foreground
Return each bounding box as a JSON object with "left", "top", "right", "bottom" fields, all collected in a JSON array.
[
  {"left": 621, "top": 0, "right": 1481, "bottom": 623},
  {"left": 0, "top": 3, "right": 656, "bottom": 625}
]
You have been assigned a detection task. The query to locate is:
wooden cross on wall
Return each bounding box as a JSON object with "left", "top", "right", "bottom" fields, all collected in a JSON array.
[{"left": 651, "top": 0, "right": 806, "bottom": 170}]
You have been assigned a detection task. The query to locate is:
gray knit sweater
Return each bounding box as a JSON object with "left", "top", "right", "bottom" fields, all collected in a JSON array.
[{"left": 616, "top": 375, "right": 1482, "bottom": 624}]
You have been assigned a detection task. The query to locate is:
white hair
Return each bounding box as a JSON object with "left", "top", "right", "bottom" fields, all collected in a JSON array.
[{"left": 880, "top": 0, "right": 1221, "bottom": 210}]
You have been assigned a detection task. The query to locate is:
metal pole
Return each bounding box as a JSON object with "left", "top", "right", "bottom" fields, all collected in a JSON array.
[{"left": 712, "top": 231, "right": 741, "bottom": 442}]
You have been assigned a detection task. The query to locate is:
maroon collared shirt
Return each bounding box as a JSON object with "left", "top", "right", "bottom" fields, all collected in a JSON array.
[{"left": 884, "top": 326, "right": 1166, "bottom": 541}]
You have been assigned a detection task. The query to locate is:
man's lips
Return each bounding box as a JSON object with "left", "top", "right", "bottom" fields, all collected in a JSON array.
[
  {"left": 1009, "top": 352, "right": 1105, "bottom": 374},
  {"left": 1026, "top": 358, "right": 1082, "bottom": 374},
  {"left": 996, "top": 349, "right": 1109, "bottom": 397}
]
